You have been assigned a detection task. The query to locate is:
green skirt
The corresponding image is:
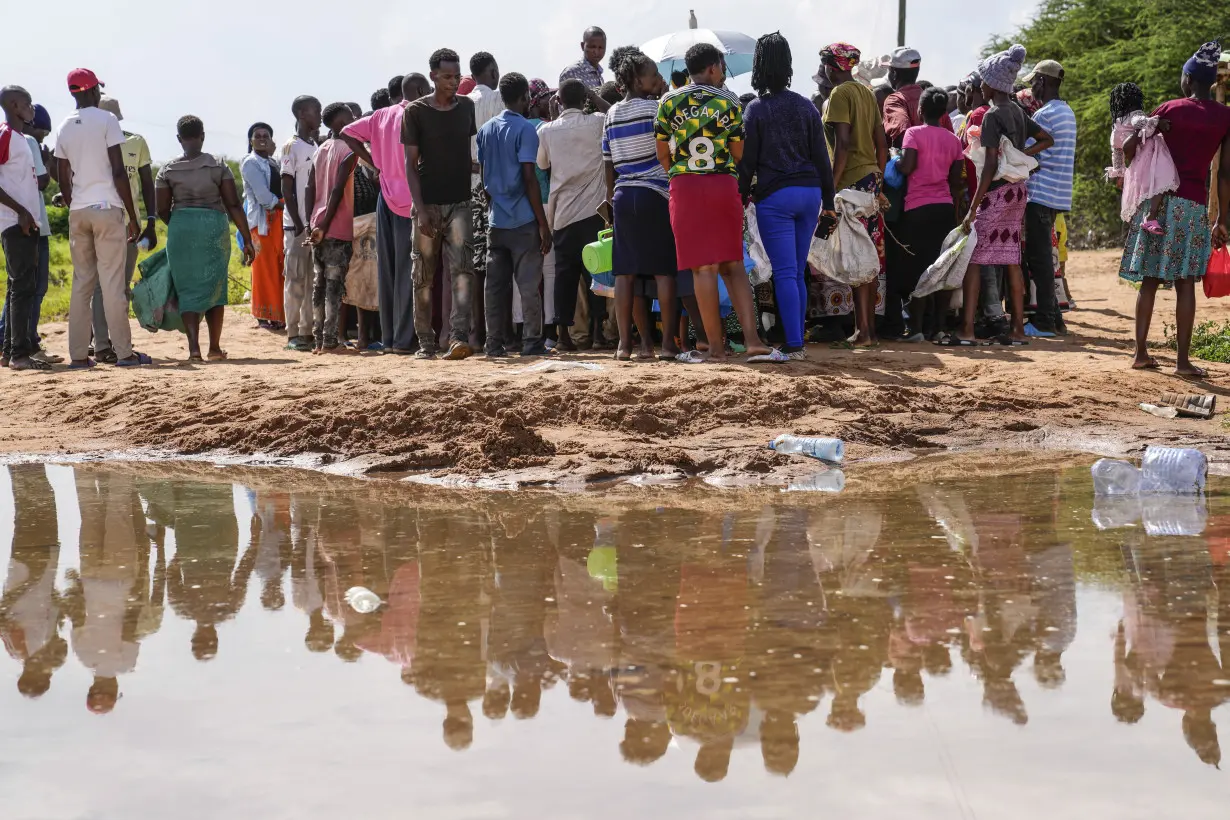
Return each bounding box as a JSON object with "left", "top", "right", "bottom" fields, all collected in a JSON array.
[
  {"left": 166, "top": 207, "right": 231, "bottom": 312},
  {"left": 1119, "top": 196, "right": 1211, "bottom": 284}
]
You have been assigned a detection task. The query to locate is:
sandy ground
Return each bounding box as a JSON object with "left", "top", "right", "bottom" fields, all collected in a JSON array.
[{"left": 2, "top": 249, "right": 1228, "bottom": 485}]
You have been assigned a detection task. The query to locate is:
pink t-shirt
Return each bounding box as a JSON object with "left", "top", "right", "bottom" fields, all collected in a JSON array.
[
  {"left": 310, "top": 138, "right": 355, "bottom": 241},
  {"left": 902, "top": 124, "right": 965, "bottom": 211},
  {"left": 340, "top": 103, "right": 413, "bottom": 217}
]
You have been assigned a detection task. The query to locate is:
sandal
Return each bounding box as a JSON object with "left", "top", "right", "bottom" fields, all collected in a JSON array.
[
  {"left": 68, "top": 358, "right": 97, "bottom": 370},
  {"left": 94, "top": 347, "right": 118, "bottom": 364},
  {"left": 935, "top": 335, "right": 979, "bottom": 347},
  {"left": 1132, "top": 357, "right": 1161, "bottom": 370},
  {"left": 747, "top": 349, "right": 790, "bottom": 364},
  {"left": 1175, "top": 366, "right": 1209, "bottom": 381},
  {"left": 9, "top": 356, "right": 52, "bottom": 371},
  {"left": 116, "top": 352, "right": 153, "bottom": 367},
  {"left": 995, "top": 335, "right": 1029, "bottom": 347},
  {"left": 675, "top": 350, "right": 705, "bottom": 364}
]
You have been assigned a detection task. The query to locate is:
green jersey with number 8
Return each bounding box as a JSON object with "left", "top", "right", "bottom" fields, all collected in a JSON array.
[{"left": 654, "top": 84, "right": 744, "bottom": 178}]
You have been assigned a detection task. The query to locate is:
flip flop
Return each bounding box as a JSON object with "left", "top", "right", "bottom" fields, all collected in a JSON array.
[
  {"left": 995, "top": 335, "right": 1029, "bottom": 347},
  {"left": 675, "top": 350, "right": 705, "bottom": 364},
  {"left": 658, "top": 352, "right": 681, "bottom": 361},
  {"left": 747, "top": 349, "right": 790, "bottom": 364},
  {"left": 935, "top": 335, "right": 979, "bottom": 347},
  {"left": 1132, "top": 357, "right": 1161, "bottom": 370},
  {"left": 830, "top": 340, "right": 855, "bottom": 350},
  {"left": 614, "top": 350, "right": 632, "bottom": 361},
  {"left": 1176, "top": 366, "right": 1209, "bottom": 381},
  {"left": 116, "top": 352, "right": 153, "bottom": 367}
]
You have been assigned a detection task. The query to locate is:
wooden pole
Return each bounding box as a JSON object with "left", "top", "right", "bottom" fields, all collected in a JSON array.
[{"left": 897, "top": 0, "right": 906, "bottom": 47}]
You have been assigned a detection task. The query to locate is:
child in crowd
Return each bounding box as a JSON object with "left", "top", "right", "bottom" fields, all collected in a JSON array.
[
  {"left": 305, "top": 103, "right": 359, "bottom": 353},
  {"left": 1107, "top": 82, "right": 1180, "bottom": 234}
]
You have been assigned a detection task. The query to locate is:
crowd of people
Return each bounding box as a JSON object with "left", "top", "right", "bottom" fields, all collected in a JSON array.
[
  {"left": 4, "top": 464, "right": 1228, "bottom": 773},
  {"left": 1, "top": 32, "right": 1228, "bottom": 375}
]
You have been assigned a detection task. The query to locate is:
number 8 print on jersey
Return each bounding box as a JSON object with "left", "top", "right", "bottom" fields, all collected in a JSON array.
[{"left": 655, "top": 84, "right": 745, "bottom": 178}]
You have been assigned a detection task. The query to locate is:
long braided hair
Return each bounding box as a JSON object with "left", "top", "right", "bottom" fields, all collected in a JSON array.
[
  {"left": 1110, "top": 82, "right": 1144, "bottom": 122},
  {"left": 609, "top": 45, "right": 646, "bottom": 93},
  {"left": 751, "top": 32, "right": 793, "bottom": 97}
]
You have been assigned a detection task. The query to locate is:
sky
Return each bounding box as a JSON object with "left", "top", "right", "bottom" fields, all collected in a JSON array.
[{"left": 9, "top": 0, "right": 1041, "bottom": 162}]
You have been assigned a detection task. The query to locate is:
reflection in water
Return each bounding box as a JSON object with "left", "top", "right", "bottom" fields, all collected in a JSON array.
[{"left": 2, "top": 463, "right": 1230, "bottom": 789}]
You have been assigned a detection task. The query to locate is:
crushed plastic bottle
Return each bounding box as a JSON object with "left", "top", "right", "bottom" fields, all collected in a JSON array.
[
  {"left": 768, "top": 435, "right": 844, "bottom": 463},
  {"left": 1140, "top": 446, "right": 1207, "bottom": 495},
  {"left": 344, "top": 586, "right": 383, "bottom": 614},
  {"left": 1091, "top": 458, "right": 1141, "bottom": 496},
  {"left": 784, "top": 469, "right": 846, "bottom": 493}
]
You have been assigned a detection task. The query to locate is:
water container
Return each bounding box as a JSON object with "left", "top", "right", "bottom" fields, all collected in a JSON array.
[
  {"left": 344, "top": 586, "right": 383, "bottom": 614},
  {"left": 1091, "top": 459, "right": 1141, "bottom": 496},
  {"left": 768, "top": 435, "right": 844, "bottom": 463},
  {"left": 784, "top": 469, "right": 846, "bottom": 493},
  {"left": 1140, "top": 446, "right": 1207, "bottom": 495},
  {"left": 582, "top": 229, "right": 613, "bottom": 274},
  {"left": 1142, "top": 496, "right": 1207, "bottom": 537}
]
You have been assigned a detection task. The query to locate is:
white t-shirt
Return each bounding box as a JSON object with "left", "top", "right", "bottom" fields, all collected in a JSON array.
[
  {"left": 53, "top": 107, "right": 126, "bottom": 211},
  {"left": 0, "top": 126, "right": 44, "bottom": 235},
  {"left": 279, "top": 136, "right": 317, "bottom": 229}
]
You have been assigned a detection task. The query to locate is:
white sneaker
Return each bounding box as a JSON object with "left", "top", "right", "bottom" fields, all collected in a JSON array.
[{"left": 787, "top": 349, "right": 807, "bottom": 361}]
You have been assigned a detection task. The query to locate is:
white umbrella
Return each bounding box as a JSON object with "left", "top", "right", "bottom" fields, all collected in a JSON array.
[{"left": 640, "top": 29, "right": 758, "bottom": 79}]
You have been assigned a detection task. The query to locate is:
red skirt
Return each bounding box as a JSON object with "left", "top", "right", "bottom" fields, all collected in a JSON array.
[{"left": 669, "top": 174, "right": 743, "bottom": 270}]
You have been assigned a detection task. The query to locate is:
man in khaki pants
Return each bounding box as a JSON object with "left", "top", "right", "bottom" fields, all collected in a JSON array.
[{"left": 52, "top": 68, "right": 147, "bottom": 368}]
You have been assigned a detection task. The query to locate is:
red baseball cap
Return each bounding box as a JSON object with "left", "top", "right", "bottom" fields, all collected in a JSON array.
[{"left": 67, "top": 68, "right": 104, "bottom": 93}]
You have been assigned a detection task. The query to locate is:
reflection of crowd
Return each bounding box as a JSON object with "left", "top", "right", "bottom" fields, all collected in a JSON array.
[{"left": 2, "top": 466, "right": 1230, "bottom": 774}]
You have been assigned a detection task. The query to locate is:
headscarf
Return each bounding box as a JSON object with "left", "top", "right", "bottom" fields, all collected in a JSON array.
[
  {"left": 1184, "top": 41, "right": 1221, "bottom": 84},
  {"left": 528, "top": 79, "right": 554, "bottom": 111},
  {"left": 821, "top": 43, "right": 861, "bottom": 73},
  {"left": 978, "top": 44, "right": 1026, "bottom": 94}
]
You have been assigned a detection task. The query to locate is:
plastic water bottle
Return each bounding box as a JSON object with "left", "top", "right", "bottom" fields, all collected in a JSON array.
[
  {"left": 344, "top": 586, "right": 382, "bottom": 614},
  {"left": 137, "top": 236, "right": 151, "bottom": 251},
  {"left": 1142, "top": 496, "right": 1207, "bottom": 537},
  {"left": 1140, "top": 446, "right": 1207, "bottom": 495},
  {"left": 1091, "top": 459, "right": 1141, "bottom": 496},
  {"left": 784, "top": 469, "right": 846, "bottom": 493},
  {"left": 768, "top": 435, "right": 844, "bottom": 463}
]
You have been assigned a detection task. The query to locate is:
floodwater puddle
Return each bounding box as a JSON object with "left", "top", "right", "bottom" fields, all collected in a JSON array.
[{"left": 2, "top": 460, "right": 1230, "bottom": 818}]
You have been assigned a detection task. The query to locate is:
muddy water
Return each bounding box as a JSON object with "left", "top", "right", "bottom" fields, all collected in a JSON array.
[{"left": 2, "top": 463, "right": 1230, "bottom": 819}]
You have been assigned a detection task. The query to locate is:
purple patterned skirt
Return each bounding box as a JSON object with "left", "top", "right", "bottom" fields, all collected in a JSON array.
[{"left": 970, "top": 181, "right": 1027, "bottom": 266}]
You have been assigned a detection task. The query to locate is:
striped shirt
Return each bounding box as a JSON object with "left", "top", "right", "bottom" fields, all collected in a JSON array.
[
  {"left": 602, "top": 98, "right": 669, "bottom": 197},
  {"left": 1027, "top": 99, "right": 1077, "bottom": 211}
]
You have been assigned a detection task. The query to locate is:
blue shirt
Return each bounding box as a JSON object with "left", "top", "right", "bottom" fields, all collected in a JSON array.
[
  {"left": 1026, "top": 99, "right": 1076, "bottom": 211},
  {"left": 477, "top": 109, "right": 540, "bottom": 229}
]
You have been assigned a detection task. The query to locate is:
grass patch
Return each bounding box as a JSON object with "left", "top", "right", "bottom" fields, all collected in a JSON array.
[
  {"left": 1164, "top": 319, "right": 1230, "bottom": 364},
  {"left": 1, "top": 221, "right": 252, "bottom": 323}
]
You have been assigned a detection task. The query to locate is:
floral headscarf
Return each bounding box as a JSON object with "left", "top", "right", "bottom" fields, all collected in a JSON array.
[{"left": 821, "top": 42, "right": 861, "bottom": 72}]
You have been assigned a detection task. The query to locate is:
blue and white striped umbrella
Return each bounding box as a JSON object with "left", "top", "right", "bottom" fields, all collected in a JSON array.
[{"left": 640, "top": 29, "right": 757, "bottom": 79}]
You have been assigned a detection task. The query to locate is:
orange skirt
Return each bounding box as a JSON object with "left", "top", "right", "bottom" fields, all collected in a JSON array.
[{"left": 251, "top": 209, "right": 285, "bottom": 322}]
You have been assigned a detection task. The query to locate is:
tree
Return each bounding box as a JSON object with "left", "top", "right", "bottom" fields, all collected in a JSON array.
[{"left": 990, "top": 0, "right": 1230, "bottom": 244}]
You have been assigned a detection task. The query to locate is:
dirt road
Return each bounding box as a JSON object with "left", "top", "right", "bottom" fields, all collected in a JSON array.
[{"left": 2, "top": 250, "right": 1227, "bottom": 485}]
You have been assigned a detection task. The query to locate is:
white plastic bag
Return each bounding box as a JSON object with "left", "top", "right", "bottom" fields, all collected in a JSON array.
[
  {"left": 807, "top": 189, "right": 879, "bottom": 288},
  {"left": 964, "top": 128, "right": 1038, "bottom": 184},
  {"left": 912, "top": 226, "right": 977, "bottom": 299},
  {"left": 744, "top": 204, "right": 773, "bottom": 286}
]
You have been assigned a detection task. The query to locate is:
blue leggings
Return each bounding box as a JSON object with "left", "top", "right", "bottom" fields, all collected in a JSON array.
[{"left": 756, "top": 186, "right": 823, "bottom": 350}]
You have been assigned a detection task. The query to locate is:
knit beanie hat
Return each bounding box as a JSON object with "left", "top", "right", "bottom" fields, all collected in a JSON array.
[{"left": 978, "top": 44, "right": 1027, "bottom": 94}]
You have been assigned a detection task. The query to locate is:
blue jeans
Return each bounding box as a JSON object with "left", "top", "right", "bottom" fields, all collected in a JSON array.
[
  {"left": 757, "top": 186, "right": 823, "bottom": 350},
  {"left": 0, "top": 235, "right": 49, "bottom": 351}
]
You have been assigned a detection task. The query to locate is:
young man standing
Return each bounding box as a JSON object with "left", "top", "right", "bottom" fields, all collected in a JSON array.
[
  {"left": 91, "top": 94, "right": 156, "bottom": 363},
  {"left": 537, "top": 78, "right": 606, "bottom": 351},
  {"left": 403, "top": 48, "right": 479, "bottom": 359},
  {"left": 655, "top": 44, "right": 770, "bottom": 362},
  {"left": 280, "top": 95, "right": 321, "bottom": 352},
  {"left": 0, "top": 85, "right": 49, "bottom": 370},
  {"left": 1023, "top": 60, "right": 1076, "bottom": 337},
  {"left": 467, "top": 52, "right": 503, "bottom": 351},
  {"left": 559, "top": 26, "right": 608, "bottom": 89},
  {"left": 341, "top": 74, "right": 429, "bottom": 354},
  {"left": 477, "top": 73, "right": 552, "bottom": 357},
  {"left": 53, "top": 69, "right": 146, "bottom": 368},
  {"left": 305, "top": 103, "right": 359, "bottom": 353}
]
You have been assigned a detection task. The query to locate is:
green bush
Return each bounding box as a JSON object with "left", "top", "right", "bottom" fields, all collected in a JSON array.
[
  {"left": 46, "top": 205, "right": 69, "bottom": 237},
  {"left": 1164, "top": 319, "right": 1230, "bottom": 362}
]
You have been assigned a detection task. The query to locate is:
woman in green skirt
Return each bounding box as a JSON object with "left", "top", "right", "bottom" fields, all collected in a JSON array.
[
  {"left": 1119, "top": 42, "right": 1230, "bottom": 379},
  {"left": 156, "top": 115, "right": 256, "bottom": 361}
]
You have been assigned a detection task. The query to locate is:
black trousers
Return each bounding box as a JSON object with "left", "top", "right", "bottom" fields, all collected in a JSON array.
[
  {"left": 551, "top": 214, "right": 605, "bottom": 327},
  {"left": 882, "top": 218, "right": 908, "bottom": 339},
  {"left": 1023, "top": 203, "right": 1060, "bottom": 331},
  {"left": 1, "top": 227, "right": 40, "bottom": 361}
]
